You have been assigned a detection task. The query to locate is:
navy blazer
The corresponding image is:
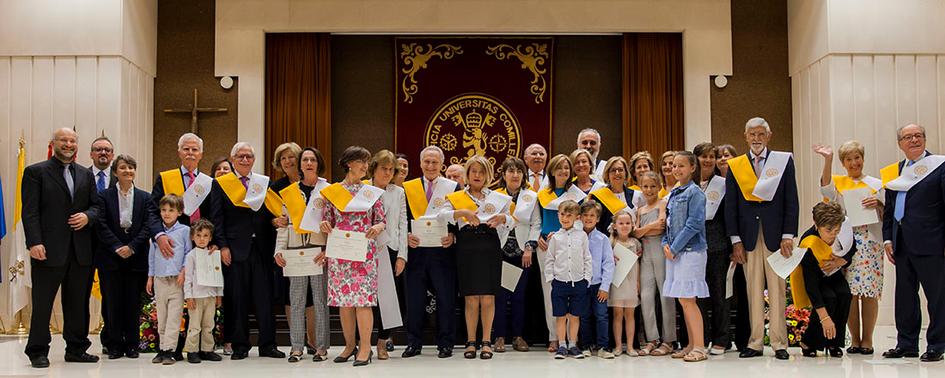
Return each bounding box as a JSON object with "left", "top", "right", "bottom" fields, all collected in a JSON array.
[
  {"left": 94, "top": 186, "right": 153, "bottom": 271},
  {"left": 723, "top": 151, "right": 799, "bottom": 252},
  {"left": 21, "top": 158, "right": 102, "bottom": 267},
  {"left": 591, "top": 187, "right": 635, "bottom": 235},
  {"left": 882, "top": 152, "right": 945, "bottom": 256},
  {"left": 208, "top": 178, "right": 275, "bottom": 263},
  {"left": 148, "top": 168, "right": 214, "bottom": 238}
]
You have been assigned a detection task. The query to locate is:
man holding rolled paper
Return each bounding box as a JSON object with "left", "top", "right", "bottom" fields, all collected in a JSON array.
[
  {"left": 401, "top": 146, "right": 461, "bottom": 359},
  {"left": 723, "top": 117, "right": 799, "bottom": 360},
  {"left": 209, "top": 142, "right": 285, "bottom": 360},
  {"left": 881, "top": 124, "right": 945, "bottom": 362}
]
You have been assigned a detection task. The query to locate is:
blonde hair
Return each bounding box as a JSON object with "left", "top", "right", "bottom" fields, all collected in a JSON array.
[
  {"left": 639, "top": 171, "right": 662, "bottom": 188},
  {"left": 569, "top": 149, "right": 594, "bottom": 175},
  {"left": 609, "top": 208, "right": 636, "bottom": 243},
  {"left": 837, "top": 140, "right": 865, "bottom": 162},
  {"left": 545, "top": 154, "right": 575, "bottom": 192},
  {"left": 629, "top": 151, "right": 655, "bottom": 184},
  {"left": 271, "top": 142, "right": 302, "bottom": 173},
  {"left": 558, "top": 200, "right": 581, "bottom": 215},
  {"left": 602, "top": 156, "right": 629, "bottom": 188},
  {"left": 464, "top": 155, "right": 494, "bottom": 188}
]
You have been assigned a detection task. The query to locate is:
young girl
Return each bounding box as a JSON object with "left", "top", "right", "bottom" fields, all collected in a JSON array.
[
  {"left": 633, "top": 171, "right": 675, "bottom": 356},
  {"left": 662, "top": 151, "right": 709, "bottom": 362},
  {"left": 609, "top": 209, "right": 643, "bottom": 356}
]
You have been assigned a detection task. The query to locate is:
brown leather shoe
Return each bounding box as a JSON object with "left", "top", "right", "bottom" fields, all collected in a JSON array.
[
  {"left": 512, "top": 337, "right": 530, "bottom": 352},
  {"left": 547, "top": 340, "right": 559, "bottom": 353},
  {"left": 494, "top": 337, "right": 506, "bottom": 353}
]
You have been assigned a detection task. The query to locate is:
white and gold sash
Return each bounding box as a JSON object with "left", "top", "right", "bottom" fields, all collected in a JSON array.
[
  {"left": 833, "top": 174, "right": 882, "bottom": 194},
  {"left": 216, "top": 172, "right": 281, "bottom": 214},
  {"left": 404, "top": 177, "right": 457, "bottom": 219},
  {"left": 320, "top": 182, "right": 385, "bottom": 213},
  {"left": 538, "top": 185, "right": 588, "bottom": 210},
  {"left": 160, "top": 169, "right": 212, "bottom": 216},
  {"left": 243, "top": 173, "right": 271, "bottom": 211},
  {"left": 703, "top": 175, "right": 726, "bottom": 220},
  {"left": 592, "top": 159, "right": 607, "bottom": 181},
  {"left": 884, "top": 155, "right": 945, "bottom": 192},
  {"left": 728, "top": 151, "right": 791, "bottom": 202},
  {"left": 590, "top": 187, "right": 628, "bottom": 215},
  {"left": 282, "top": 178, "right": 330, "bottom": 233},
  {"left": 495, "top": 188, "right": 537, "bottom": 223}
]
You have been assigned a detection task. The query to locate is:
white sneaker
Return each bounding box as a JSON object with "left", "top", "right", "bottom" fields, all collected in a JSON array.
[
  {"left": 582, "top": 349, "right": 592, "bottom": 357},
  {"left": 709, "top": 346, "right": 726, "bottom": 355},
  {"left": 627, "top": 349, "right": 640, "bottom": 357},
  {"left": 600, "top": 350, "right": 616, "bottom": 359}
]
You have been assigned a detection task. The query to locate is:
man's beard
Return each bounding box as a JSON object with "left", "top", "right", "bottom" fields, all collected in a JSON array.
[{"left": 54, "top": 148, "right": 74, "bottom": 162}]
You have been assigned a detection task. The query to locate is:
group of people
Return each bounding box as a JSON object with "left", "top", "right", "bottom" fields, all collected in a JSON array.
[{"left": 18, "top": 117, "right": 945, "bottom": 368}]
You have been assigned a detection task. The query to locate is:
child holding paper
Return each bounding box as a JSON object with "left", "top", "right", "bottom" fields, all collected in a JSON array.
[
  {"left": 182, "top": 219, "right": 224, "bottom": 363},
  {"left": 577, "top": 200, "right": 615, "bottom": 358},
  {"left": 609, "top": 209, "right": 643, "bottom": 356}
]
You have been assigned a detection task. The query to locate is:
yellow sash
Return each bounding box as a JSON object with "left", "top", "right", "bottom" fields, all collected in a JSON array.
[
  {"left": 495, "top": 188, "right": 515, "bottom": 213},
  {"left": 591, "top": 187, "right": 627, "bottom": 214},
  {"left": 790, "top": 234, "right": 835, "bottom": 309},
  {"left": 727, "top": 154, "right": 764, "bottom": 202},
  {"left": 629, "top": 185, "right": 641, "bottom": 191},
  {"left": 833, "top": 175, "right": 876, "bottom": 194},
  {"left": 658, "top": 187, "right": 669, "bottom": 200},
  {"left": 537, "top": 188, "right": 559, "bottom": 208},
  {"left": 880, "top": 162, "right": 900, "bottom": 187},
  {"left": 217, "top": 172, "right": 283, "bottom": 215},
  {"left": 279, "top": 183, "right": 309, "bottom": 234},
  {"left": 160, "top": 169, "right": 185, "bottom": 196},
  {"left": 446, "top": 191, "right": 478, "bottom": 212},
  {"left": 320, "top": 183, "right": 354, "bottom": 211},
  {"left": 404, "top": 178, "right": 428, "bottom": 219}
]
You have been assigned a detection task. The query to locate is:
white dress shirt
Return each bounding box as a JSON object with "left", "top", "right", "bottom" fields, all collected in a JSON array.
[
  {"left": 730, "top": 147, "right": 794, "bottom": 245},
  {"left": 92, "top": 165, "right": 112, "bottom": 190},
  {"left": 118, "top": 184, "right": 134, "bottom": 229},
  {"left": 543, "top": 226, "right": 593, "bottom": 284}
]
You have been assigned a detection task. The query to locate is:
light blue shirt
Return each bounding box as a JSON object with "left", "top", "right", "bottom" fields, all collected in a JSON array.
[
  {"left": 148, "top": 222, "right": 192, "bottom": 277},
  {"left": 586, "top": 228, "right": 615, "bottom": 291}
]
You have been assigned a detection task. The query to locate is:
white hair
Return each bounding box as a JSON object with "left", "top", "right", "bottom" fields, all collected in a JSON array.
[
  {"left": 577, "top": 128, "right": 601, "bottom": 140},
  {"left": 525, "top": 143, "right": 546, "bottom": 154},
  {"left": 230, "top": 142, "right": 255, "bottom": 157},
  {"left": 419, "top": 145, "right": 445, "bottom": 162},
  {"left": 896, "top": 123, "right": 925, "bottom": 139},
  {"left": 745, "top": 117, "right": 771, "bottom": 133},
  {"left": 178, "top": 133, "right": 204, "bottom": 152}
]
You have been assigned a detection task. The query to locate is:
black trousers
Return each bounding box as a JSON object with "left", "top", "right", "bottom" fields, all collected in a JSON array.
[
  {"left": 376, "top": 247, "right": 407, "bottom": 340},
  {"left": 405, "top": 246, "right": 456, "bottom": 350},
  {"left": 25, "top": 253, "right": 93, "bottom": 358},
  {"left": 223, "top": 247, "right": 277, "bottom": 353},
  {"left": 98, "top": 268, "right": 146, "bottom": 353},
  {"left": 699, "top": 249, "right": 732, "bottom": 347},
  {"left": 732, "top": 264, "right": 751, "bottom": 351},
  {"left": 894, "top": 242, "right": 945, "bottom": 352},
  {"left": 803, "top": 273, "right": 851, "bottom": 350}
]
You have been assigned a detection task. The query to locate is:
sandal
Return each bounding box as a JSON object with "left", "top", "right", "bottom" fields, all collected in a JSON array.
[
  {"left": 547, "top": 340, "right": 559, "bottom": 353},
  {"left": 639, "top": 342, "right": 657, "bottom": 356},
  {"left": 480, "top": 341, "right": 493, "bottom": 360},
  {"left": 627, "top": 349, "right": 640, "bottom": 357},
  {"left": 683, "top": 348, "right": 708, "bottom": 362},
  {"left": 494, "top": 337, "right": 506, "bottom": 353},
  {"left": 672, "top": 347, "right": 691, "bottom": 359},
  {"left": 650, "top": 343, "right": 673, "bottom": 356},
  {"left": 288, "top": 352, "right": 303, "bottom": 363},
  {"left": 464, "top": 341, "right": 478, "bottom": 359}
]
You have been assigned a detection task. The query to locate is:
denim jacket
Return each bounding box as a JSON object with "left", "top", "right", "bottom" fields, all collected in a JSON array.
[{"left": 662, "top": 182, "right": 707, "bottom": 255}]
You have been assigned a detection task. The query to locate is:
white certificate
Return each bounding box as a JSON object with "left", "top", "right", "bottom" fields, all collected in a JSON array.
[
  {"left": 195, "top": 248, "right": 224, "bottom": 287},
  {"left": 724, "top": 262, "right": 736, "bottom": 299},
  {"left": 282, "top": 248, "right": 323, "bottom": 277},
  {"left": 326, "top": 230, "right": 369, "bottom": 262},
  {"left": 611, "top": 243, "right": 639, "bottom": 288},
  {"left": 767, "top": 248, "right": 807, "bottom": 280},
  {"left": 412, "top": 218, "right": 447, "bottom": 248},
  {"left": 501, "top": 262, "right": 523, "bottom": 291},
  {"left": 842, "top": 187, "right": 880, "bottom": 227}
]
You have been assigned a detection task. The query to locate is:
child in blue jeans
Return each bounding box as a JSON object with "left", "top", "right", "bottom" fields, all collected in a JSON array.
[{"left": 577, "top": 200, "right": 615, "bottom": 358}]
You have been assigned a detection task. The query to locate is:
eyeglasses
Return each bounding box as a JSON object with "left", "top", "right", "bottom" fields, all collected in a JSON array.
[
  {"left": 93, "top": 147, "right": 113, "bottom": 153},
  {"left": 899, "top": 133, "right": 925, "bottom": 142},
  {"left": 234, "top": 154, "right": 254, "bottom": 161}
]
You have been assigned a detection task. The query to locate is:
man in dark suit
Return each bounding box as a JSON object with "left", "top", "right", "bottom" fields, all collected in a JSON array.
[
  {"left": 209, "top": 142, "right": 284, "bottom": 360},
  {"left": 149, "top": 133, "right": 213, "bottom": 259},
  {"left": 882, "top": 124, "right": 945, "bottom": 362},
  {"left": 22, "top": 128, "right": 102, "bottom": 368},
  {"left": 724, "top": 117, "right": 799, "bottom": 360},
  {"left": 88, "top": 136, "right": 117, "bottom": 354},
  {"left": 402, "top": 146, "right": 459, "bottom": 359},
  {"left": 95, "top": 154, "right": 152, "bottom": 360}
]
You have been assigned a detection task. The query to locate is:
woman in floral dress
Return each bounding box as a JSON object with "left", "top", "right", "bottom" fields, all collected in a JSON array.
[
  {"left": 320, "top": 146, "right": 387, "bottom": 366},
  {"left": 814, "top": 141, "right": 884, "bottom": 355}
]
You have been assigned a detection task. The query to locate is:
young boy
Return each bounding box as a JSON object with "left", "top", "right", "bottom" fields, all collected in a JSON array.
[
  {"left": 578, "top": 200, "right": 615, "bottom": 358},
  {"left": 182, "top": 219, "right": 224, "bottom": 363},
  {"left": 544, "top": 200, "right": 593, "bottom": 359},
  {"left": 147, "top": 194, "right": 192, "bottom": 365}
]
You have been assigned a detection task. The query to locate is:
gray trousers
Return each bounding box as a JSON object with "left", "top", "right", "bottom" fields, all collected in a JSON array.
[
  {"left": 289, "top": 274, "right": 329, "bottom": 352},
  {"left": 639, "top": 237, "right": 677, "bottom": 342}
]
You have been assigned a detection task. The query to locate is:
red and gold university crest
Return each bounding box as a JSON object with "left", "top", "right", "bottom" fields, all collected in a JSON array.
[{"left": 426, "top": 93, "right": 521, "bottom": 170}]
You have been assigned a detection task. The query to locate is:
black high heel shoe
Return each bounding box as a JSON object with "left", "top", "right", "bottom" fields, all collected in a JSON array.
[
  {"left": 334, "top": 347, "right": 358, "bottom": 363},
  {"left": 353, "top": 351, "right": 373, "bottom": 367},
  {"left": 828, "top": 347, "right": 844, "bottom": 358},
  {"left": 801, "top": 344, "right": 817, "bottom": 357}
]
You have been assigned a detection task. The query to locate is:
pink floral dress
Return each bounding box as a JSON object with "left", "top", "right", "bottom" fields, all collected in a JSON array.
[{"left": 322, "top": 182, "right": 386, "bottom": 307}]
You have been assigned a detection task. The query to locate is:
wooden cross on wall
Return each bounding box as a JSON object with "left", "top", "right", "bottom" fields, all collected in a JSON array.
[{"left": 163, "top": 88, "right": 228, "bottom": 135}]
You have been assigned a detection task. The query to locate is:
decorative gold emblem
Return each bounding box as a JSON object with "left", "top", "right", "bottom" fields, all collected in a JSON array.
[
  {"left": 252, "top": 183, "right": 262, "bottom": 193},
  {"left": 765, "top": 168, "right": 779, "bottom": 178},
  {"left": 483, "top": 203, "right": 497, "bottom": 215},
  {"left": 400, "top": 43, "right": 463, "bottom": 103},
  {"left": 486, "top": 43, "right": 550, "bottom": 104},
  {"left": 313, "top": 198, "right": 325, "bottom": 210},
  {"left": 214, "top": 266, "right": 220, "bottom": 271},
  {"left": 426, "top": 221, "right": 432, "bottom": 227},
  {"left": 426, "top": 93, "right": 521, "bottom": 175},
  {"left": 194, "top": 185, "right": 205, "bottom": 196},
  {"left": 363, "top": 190, "right": 374, "bottom": 200},
  {"left": 433, "top": 197, "right": 446, "bottom": 208},
  {"left": 707, "top": 191, "right": 721, "bottom": 202},
  {"left": 300, "top": 251, "right": 305, "bottom": 256},
  {"left": 520, "top": 193, "right": 534, "bottom": 203},
  {"left": 915, "top": 165, "right": 929, "bottom": 176},
  {"left": 345, "top": 232, "right": 351, "bottom": 238}
]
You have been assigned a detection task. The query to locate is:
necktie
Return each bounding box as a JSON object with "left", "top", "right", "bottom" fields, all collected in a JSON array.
[
  {"left": 753, "top": 155, "right": 765, "bottom": 175},
  {"left": 240, "top": 175, "right": 249, "bottom": 189},
  {"left": 96, "top": 171, "right": 106, "bottom": 193},
  {"left": 893, "top": 160, "right": 914, "bottom": 222},
  {"left": 425, "top": 178, "right": 434, "bottom": 202},
  {"left": 64, "top": 164, "right": 75, "bottom": 199},
  {"left": 532, "top": 173, "right": 541, "bottom": 191},
  {"left": 186, "top": 171, "right": 201, "bottom": 222}
]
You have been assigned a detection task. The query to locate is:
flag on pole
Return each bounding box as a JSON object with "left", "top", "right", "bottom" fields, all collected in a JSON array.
[
  {"left": 0, "top": 174, "right": 6, "bottom": 241},
  {"left": 8, "top": 142, "right": 31, "bottom": 317}
]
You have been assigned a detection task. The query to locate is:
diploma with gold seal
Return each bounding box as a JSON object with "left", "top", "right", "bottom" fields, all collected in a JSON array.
[
  {"left": 326, "top": 230, "right": 369, "bottom": 262},
  {"left": 412, "top": 217, "right": 447, "bottom": 248},
  {"left": 282, "top": 248, "right": 323, "bottom": 277}
]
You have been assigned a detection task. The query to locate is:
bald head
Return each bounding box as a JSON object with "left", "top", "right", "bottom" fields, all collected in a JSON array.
[
  {"left": 445, "top": 164, "right": 466, "bottom": 186},
  {"left": 51, "top": 128, "right": 78, "bottom": 163}
]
